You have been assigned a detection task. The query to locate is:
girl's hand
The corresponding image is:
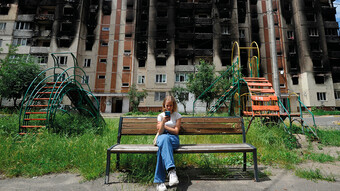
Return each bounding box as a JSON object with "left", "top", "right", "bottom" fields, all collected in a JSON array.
[{"left": 163, "top": 115, "right": 170, "bottom": 122}]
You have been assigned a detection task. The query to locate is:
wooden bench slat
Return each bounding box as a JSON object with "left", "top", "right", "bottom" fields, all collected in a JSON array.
[
  {"left": 181, "top": 128, "right": 242, "bottom": 134},
  {"left": 182, "top": 123, "right": 240, "bottom": 129},
  {"left": 123, "top": 117, "right": 242, "bottom": 123},
  {"left": 110, "top": 144, "right": 255, "bottom": 153},
  {"left": 123, "top": 118, "right": 157, "bottom": 123},
  {"left": 121, "top": 129, "right": 157, "bottom": 135},
  {"left": 121, "top": 128, "right": 243, "bottom": 135},
  {"left": 122, "top": 123, "right": 240, "bottom": 129},
  {"left": 122, "top": 123, "right": 157, "bottom": 129},
  {"left": 181, "top": 117, "right": 242, "bottom": 123}
]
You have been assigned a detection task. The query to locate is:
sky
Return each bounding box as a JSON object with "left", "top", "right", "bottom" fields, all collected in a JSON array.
[{"left": 335, "top": 0, "right": 340, "bottom": 26}]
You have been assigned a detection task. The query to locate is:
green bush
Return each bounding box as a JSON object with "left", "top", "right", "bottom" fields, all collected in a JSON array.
[{"left": 51, "top": 112, "right": 105, "bottom": 136}]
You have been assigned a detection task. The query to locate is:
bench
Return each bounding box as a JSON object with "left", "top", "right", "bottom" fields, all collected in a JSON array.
[{"left": 105, "top": 116, "right": 259, "bottom": 184}]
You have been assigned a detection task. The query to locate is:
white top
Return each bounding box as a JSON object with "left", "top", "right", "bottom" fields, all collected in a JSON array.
[{"left": 157, "top": 111, "right": 182, "bottom": 128}]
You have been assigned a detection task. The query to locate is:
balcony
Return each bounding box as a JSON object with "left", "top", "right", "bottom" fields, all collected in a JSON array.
[
  {"left": 220, "top": 49, "right": 232, "bottom": 58},
  {"left": 329, "top": 51, "right": 340, "bottom": 59},
  {"left": 155, "top": 49, "right": 169, "bottom": 57},
  {"left": 30, "top": 47, "right": 50, "bottom": 54},
  {"left": 195, "top": 18, "right": 212, "bottom": 25},
  {"left": 176, "top": 33, "right": 194, "bottom": 40},
  {"left": 34, "top": 14, "right": 55, "bottom": 23},
  {"left": 177, "top": 17, "right": 192, "bottom": 25},
  {"left": 324, "top": 21, "right": 339, "bottom": 28},
  {"left": 156, "top": 1, "right": 167, "bottom": 7},
  {"left": 176, "top": 48, "right": 194, "bottom": 57},
  {"left": 156, "top": 17, "right": 168, "bottom": 25},
  {"left": 221, "top": 34, "right": 231, "bottom": 41},
  {"left": 41, "top": 30, "right": 52, "bottom": 37},
  {"left": 195, "top": 33, "right": 213, "bottom": 40},
  {"left": 179, "top": 2, "right": 194, "bottom": 9},
  {"left": 218, "top": 3, "right": 231, "bottom": 11},
  {"left": 156, "top": 32, "right": 168, "bottom": 40},
  {"left": 13, "top": 30, "right": 34, "bottom": 37},
  {"left": 322, "top": 6, "right": 336, "bottom": 15},
  {"left": 326, "top": 36, "right": 340, "bottom": 43},
  {"left": 195, "top": 3, "right": 212, "bottom": 9},
  {"left": 220, "top": 18, "right": 230, "bottom": 24},
  {"left": 195, "top": 49, "right": 213, "bottom": 56},
  {"left": 17, "top": 14, "right": 35, "bottom": 21}
]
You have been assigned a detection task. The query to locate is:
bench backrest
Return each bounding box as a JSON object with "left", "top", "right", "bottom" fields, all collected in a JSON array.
[{"left": 117, "top": 117, "right": 245, "bottom": 143}]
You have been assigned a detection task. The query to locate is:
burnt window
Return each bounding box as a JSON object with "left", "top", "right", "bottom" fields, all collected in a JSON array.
[
  {"left": 156, "top": 58, "right": 166, "bottom": 66},
  {"left": 139, "top": 60, "right": 146, "bottom": 67},
  {"left": 292, "top": 76, "right": 299, "bottom": 85},
  {"left": 313, "top": 59, "right": 322, "bottom": 68},
  {"left": 306, "top": 13, "right": 315, "bottom": 21},
  {"left": 126, "top": 11, "right": 134, "bottom": 22},
  {"left": 42, "top": 41, "right": 50, "bottom": 47},
  {"left": 304, "top": 0, "right": 313, "bottom": 7},
  {"left": 61, "top": 23, "right": 72, "bottom": 32},
  {"left": 289, "top": 45, "right": 296, "bottom": 54},
  {"left": 0, "top": 6, "right": 10, "bottom": 15},
  {"left": 179, "top": 43, "right": 188, "bottom": 48},
  {"left": 156, "top": 41, "right": 167, "bottom": 49},
  {"left": 63, "top": 7, "right": 74, "bottom": 16},
  {"left": 325, "top": 28, "right": 338, "bottom": 36},
  {"left": 178, "top": 59, "right": 188, "bottom": 65},
  {"left": 157, "top": 10, "right": 167, "bottom": 17},
  {"left": 310, "top": 43, "right": 320, "bottom": 52},
  {"left": 315, "top": 75, "right": 325, "bottom": 84},
  {"left": 221, "top": 58, "right": 231, "bottom": 66}
]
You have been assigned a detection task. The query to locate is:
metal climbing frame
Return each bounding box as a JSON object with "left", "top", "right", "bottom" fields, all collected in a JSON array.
[
  {"left": 192, "top": 41, "right": 318, "bottom": 138},
  {"left": 18, "top": 52, "right": 104, "bottom": 135}
]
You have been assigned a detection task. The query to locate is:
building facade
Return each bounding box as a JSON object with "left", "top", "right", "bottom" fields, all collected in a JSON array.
[{"left": 0, "top": 0, "right": 339, "bottom": 112}]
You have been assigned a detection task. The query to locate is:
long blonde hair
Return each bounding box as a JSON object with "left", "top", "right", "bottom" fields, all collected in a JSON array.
[{"left": 162, "top": 95, "right": 178, "bottom": 112}]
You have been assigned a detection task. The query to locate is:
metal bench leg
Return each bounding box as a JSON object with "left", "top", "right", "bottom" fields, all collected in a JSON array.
[
  {"left": 243, "top": 152, "right": 246, "bottom": 171},
  {"left": 253, "top": 149, "right": 259, "bottom": 182},
  {"left": 105, "top": 149, "right": 111, "bottom": 184},
  {"left": 116, "top": 153, "right": 120, "bottom": 169}
]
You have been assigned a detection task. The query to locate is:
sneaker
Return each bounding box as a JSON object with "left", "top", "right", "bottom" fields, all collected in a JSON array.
[
  {"left": 156, "top": 183, "right": 167, "bottom": 191},
  {"left": 168, "top": 169, "right": 179, "bottom": 186}
]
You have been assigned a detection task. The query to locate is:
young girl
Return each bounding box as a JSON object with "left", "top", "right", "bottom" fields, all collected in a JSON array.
[{"left": 154, "top": 95, "right": 181, "bottom": 191}]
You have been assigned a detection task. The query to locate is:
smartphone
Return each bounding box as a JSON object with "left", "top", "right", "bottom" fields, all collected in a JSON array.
[{"left": 165, "top": 111, "right": 170, "bottom": 117}]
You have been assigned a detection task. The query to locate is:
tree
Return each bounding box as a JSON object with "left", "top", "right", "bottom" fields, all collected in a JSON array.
[
  {"left": 0, "top": 45, "right": 43, "bottom": 108},
  {"left": 187, "top": 59, "right": 217, "bottom": 111},
  {"left": 128, "top": 84, "right": 148, "bottom": 112},
  {"left": 170, "top": 86, "right": 189, "bottom": 114}
]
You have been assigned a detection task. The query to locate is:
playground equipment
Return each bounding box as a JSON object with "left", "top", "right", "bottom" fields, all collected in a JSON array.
[
  {"left": 18, "top": 53, "right": 104, "bottom": 135},
  {"left": 193, "top": 41, "right": 318, "bottom": 138}
]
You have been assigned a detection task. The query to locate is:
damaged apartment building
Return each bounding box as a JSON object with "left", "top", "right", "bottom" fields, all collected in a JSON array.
[{"left": 0, "top": 0, "right": 339, "bottom": 112}]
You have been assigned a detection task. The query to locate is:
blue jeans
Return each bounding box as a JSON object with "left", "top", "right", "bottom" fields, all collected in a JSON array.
[{"left": 153, "top": 133, "right": 180, "bottom": 183}]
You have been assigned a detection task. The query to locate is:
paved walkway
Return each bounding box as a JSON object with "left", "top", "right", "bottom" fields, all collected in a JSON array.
[{"left": 0, "top": 167, "right": 339, "bottom": 191}]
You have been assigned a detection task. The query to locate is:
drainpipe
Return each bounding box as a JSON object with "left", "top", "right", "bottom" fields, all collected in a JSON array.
[{"left": 266, "top": 0, "right": 282, "bottom": 111}]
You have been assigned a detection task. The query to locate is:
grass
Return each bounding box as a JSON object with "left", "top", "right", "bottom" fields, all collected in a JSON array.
[
  {"left": 310, "top": 108, "right": 340, "bottom": 116},
  {"left": 303, "top": 152, "right": 335, "bottom": 163},
  {"left": 0, "top": 111, "right": 339, "bottom": 184},
  {"left": 295, "top": 168, "right": 336, "bottom": 182}
]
